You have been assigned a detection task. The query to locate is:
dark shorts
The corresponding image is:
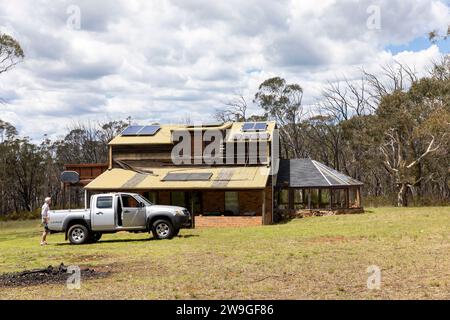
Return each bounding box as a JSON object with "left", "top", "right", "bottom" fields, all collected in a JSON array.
[{"left": 43, "top": 223, "right": 49, "bottom": 232}]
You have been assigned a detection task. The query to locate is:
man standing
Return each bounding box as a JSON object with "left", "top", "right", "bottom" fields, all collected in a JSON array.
[{"left": 40, "top": 197, "right": 51, "bottom": 246}]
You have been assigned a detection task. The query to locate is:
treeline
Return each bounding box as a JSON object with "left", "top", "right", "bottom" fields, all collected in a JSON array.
[
  {"left": 0, "top": 121, "right": 128, "bottom": 217},
  {"left": 0, "top": 62, "right": 449, "bottom": 218},
  {"left": 216, "top": 59, "right": 450, "bottom": 207}
]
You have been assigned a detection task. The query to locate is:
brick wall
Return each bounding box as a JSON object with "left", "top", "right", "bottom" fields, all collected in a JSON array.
[
  {"left": 195, "top": 216, "right": 262, "bottom": 227},
  {"left": 150, "top": 189, "right": 274, "bottom": 227}
]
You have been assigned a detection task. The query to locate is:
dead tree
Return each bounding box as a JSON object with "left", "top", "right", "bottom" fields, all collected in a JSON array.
[
  {"left": 380, "top": 130, "right": 447, "bottom": 207},
  {"left": 214, "top": 95, "right": 249, "bottom": 122}
]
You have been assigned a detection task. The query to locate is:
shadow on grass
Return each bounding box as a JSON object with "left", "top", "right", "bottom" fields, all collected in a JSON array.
[
  {"left": 54, "top": 234, "right": 199, "bottom": 246},
  {"left": 176, "top": 234, "right": 199, "bottom": 238}
]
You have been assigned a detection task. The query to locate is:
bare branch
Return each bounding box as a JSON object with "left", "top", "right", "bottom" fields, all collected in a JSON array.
[
  {"left": 214, "top": 94, "right": 249, "bottom": 122},
  {"left": 406, "top": 134, "right": 446, "bottom": 168}
]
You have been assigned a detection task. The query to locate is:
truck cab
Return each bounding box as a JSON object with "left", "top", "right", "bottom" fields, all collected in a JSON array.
[{"left": 48, "top": 192, "right": 191, "bottom": 244}]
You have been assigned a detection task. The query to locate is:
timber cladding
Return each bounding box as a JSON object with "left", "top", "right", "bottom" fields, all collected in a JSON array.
[
  {"left": 64, "top": 164, "right": 108, "bottom": 180},
  {"left": 112, "top": 144, "right": 174, "bottom": 163},
  {"left": 264, "top": 186, "right": 273, "bottom": 225}
]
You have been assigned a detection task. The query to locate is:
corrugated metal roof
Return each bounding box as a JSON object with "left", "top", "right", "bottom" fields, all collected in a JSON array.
[
  {"left": 85, "top": 166, "right": 270, "bottom": 190},
  {"left": 276, "top": 159, "right": 363, "bottom": 187}
]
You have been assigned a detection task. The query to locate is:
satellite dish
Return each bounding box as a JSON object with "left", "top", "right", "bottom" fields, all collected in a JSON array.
[{"left": 60, "top": 171, "right": 80, "bottom": 184}]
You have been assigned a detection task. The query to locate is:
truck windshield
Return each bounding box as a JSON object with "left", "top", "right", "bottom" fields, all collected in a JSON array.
[{"left": 135, "top": 194, "right": 153, "bottom": 206}]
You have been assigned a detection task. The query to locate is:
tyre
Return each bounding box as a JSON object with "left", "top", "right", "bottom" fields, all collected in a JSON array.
[
  {"left": 151, "top": 219, "right": 174, "bottom": 239},
  {"left": 68, "top": 224, "right": 90, "bottom": 245},
  {"left": 89, "top": 232, "right": 102, "bottom": 243}
]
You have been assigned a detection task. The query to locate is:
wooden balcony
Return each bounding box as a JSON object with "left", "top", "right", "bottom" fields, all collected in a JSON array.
[{"left": 64, "top": 163, "right": 108, "bottom": 186}]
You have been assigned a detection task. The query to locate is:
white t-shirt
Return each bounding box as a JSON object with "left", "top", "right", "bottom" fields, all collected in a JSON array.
[{"left": 41, "top": 203, "right": 49, "bottom": 223}]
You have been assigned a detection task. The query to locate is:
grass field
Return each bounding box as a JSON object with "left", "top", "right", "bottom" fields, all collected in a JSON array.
[{"left": 0, "top": 207, "right": 449, "bottom": 299}]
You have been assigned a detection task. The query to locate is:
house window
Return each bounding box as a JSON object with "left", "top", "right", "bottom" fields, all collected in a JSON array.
[
  {"left": 293, "top": 189, "right": 307, "bottom": 210},
  {"left": 320, "top": 189, "right": 331, "bottom": 208},
  {"left": 171, "top": 191, "right": 186, "bottom": 207},
  {"left": 278, "top": 189, "right": 289, "bottom": 210},
  {"left": 332, "top": 189, "right": 347, "bottom": 209},
  {"left": 225, "top": 192, "right": 239, "bottom": 215},
  {"left": 310, "top": 189, "right": 320, "bottom": 209},
  {"left": 143, "top": 191, "right": 157, "bottom": 204},
  {"left": 349, "top": 188, "right": 358, "bottom": 208}
]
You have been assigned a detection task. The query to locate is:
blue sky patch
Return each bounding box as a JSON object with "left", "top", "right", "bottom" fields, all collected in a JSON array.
[{"left": 386, "top": 36, "right": 450, "bottom": 54}]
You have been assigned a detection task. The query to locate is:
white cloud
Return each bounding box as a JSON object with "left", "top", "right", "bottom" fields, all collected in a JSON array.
[{"left": 0, "top": 0, "right": 448, "bottom": 140}]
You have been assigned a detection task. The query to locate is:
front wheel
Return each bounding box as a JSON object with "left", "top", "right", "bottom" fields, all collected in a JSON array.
[
  {"left": 151, "top": 220, "right": 175, "bottom": 240},
  {"left": 68, "top": 224, "right": 90, "bottom": 245}
]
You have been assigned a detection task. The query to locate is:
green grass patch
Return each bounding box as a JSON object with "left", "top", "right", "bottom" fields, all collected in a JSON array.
[{"left": 0, "top": 207, "right": 449, "bottom": 299}]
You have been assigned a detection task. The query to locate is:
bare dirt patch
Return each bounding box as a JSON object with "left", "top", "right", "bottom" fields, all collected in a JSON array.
[{"left": 0, "top": 263, "right": 110, "bottom": 287}]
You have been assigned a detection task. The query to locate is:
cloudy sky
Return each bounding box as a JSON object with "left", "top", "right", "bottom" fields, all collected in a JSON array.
[{"left": 0, "top": 0, "right": 449, "bottom": 141}]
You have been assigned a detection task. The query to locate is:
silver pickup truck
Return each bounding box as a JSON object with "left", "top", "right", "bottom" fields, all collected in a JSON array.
[{"left": 48, "top": 192, "right": 191, "bottom": 244}]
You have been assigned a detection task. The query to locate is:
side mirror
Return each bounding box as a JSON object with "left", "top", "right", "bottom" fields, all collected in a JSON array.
[{"left": 139, "top": 202, "right": 145, "bottom": 208}]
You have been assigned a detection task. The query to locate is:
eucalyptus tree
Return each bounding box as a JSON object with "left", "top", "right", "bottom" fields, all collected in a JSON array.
[
  {"left": 254, "top": 77, "right": 306, "bottom": 158},
  {"left": 0, "top": 33, "right": 24, "bottom": 75}
]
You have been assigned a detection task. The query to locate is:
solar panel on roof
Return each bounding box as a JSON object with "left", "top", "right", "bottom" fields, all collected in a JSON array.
[
  {"left": 242, "top": 123, "right": 255, "bottom": 131},
  {"left": 162, "top": 172, "right": 213, "bottom": 181},
  {"left": 121, "top": 125, "right": 144, "bottom": 136},
  {"left": 254, "top": 122, "right": 267, "bottom": 131},
  {"left": 188, "top": 173, "right": 213, "bottom": 181},
  {"left": 162, "top": 173, "right": 189, "bottom": 181},
  {"left": 242, "top": 122, "right": 268, "bottom": 132},
  {"left": 138, "top": 125, "right": 160, "bottom": 136}
]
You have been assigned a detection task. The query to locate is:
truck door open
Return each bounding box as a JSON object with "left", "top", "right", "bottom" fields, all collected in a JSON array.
[
  {"left": 92, "top": 195, "right": 116, "bottom": 231},
  {"left": 120, "top": 194, "right": 146, "bottom": 228}
]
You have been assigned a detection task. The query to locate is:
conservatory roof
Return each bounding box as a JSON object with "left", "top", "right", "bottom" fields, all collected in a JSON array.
[{"left": 276, "top": 159, "right": 363, "bottom": 188}]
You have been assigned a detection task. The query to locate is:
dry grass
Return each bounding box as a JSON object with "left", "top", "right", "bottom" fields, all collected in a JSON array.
[{"left": 0, "top": 206, "right": 449, "bottom": 299}]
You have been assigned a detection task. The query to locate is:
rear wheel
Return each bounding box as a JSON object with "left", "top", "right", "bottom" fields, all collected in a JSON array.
[
  {"left": 68, "top": 224, "right": 90, "bottom": 245},
  {"left": 151, "top": 219, "right": 174, "bottom": 240}
]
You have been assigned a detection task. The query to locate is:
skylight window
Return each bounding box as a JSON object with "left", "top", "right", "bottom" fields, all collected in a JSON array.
[{"left": 162, "top": 172, "right": 213, "bottom": 181}]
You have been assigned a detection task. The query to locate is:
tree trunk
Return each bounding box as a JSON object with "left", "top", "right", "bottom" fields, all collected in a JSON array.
[{"left": 397, "top": 183, "right": 408, "bottom": 207}]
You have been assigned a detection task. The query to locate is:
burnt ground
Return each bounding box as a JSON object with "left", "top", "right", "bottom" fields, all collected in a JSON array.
[{"left": 0, "top": 263, "right": 111, "bottom": 287}]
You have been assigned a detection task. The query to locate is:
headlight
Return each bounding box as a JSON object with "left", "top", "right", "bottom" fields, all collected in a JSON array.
[{"left": 174, "top": 210, "right": 184, "bottom": 216}]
